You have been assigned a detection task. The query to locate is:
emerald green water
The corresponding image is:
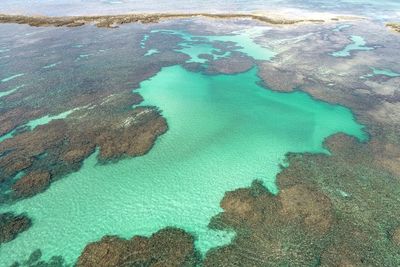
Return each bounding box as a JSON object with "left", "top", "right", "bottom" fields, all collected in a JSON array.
[{"left": 0, "top": 64, "right": 366, "bottom": 265}]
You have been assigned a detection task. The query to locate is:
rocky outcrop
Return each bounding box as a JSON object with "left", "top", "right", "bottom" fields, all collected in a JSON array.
[
  {"left": 10, "top": 249, "right": 67, "bottom": 267},
  {"left": 0, "top": 13, "right": 346, "bottom": 29},
  {"left": 387, "top": 22, "right": 400, "bottom": 33},
  {"left": 204, "top": 134, "right": 400, "bottom": 266},
  {"left": 0, "top": 212, "right": 31, "bottom": 244},
  {"left": 77, "top": 227, "right": 198, "bottom": 267},
  {"left": 12, "top": 171, "right": 51, "bottom": 199},
  {"left": 393, "top": 227, "right": 400, "bottom": 246},
  {"left": 206, "top": 54, "right": 254, "bottom": 75},
  {"left": 0, "top": 92, "right": 167, "bottom": 202}
]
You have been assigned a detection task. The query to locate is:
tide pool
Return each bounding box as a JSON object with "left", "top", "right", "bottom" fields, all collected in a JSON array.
[
  {"left": 151, "top": 28, "right": 275, "bottom": 63},
  {"left": 331, "top": 35, "right": 373, "bottom": 57},
  {"left": 361, "top": 67, "right": 400, "bottom": 79},
  {"left": 144, "top": 48, "right": 159, "bottom": 56},
  {"left": 1, "top": 73, "right": 24, "bottom": 83},
  {"left": 0, "top": 64, "right": 366, "bottom": 265},
  {"left": 0, "top": 108, "right": 77, "bottom": 143},
  {"left": 370, "top": 67, "right": 400, "bottom": 77},
  {"left": 0, "top": 84, "right": 25, "bottom": 99}
]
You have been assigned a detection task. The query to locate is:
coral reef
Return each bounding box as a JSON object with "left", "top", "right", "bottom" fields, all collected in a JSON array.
[
  {"left": 0, "top": 100, "right": 167, "bottom": 202},
  {"left": 12, "top": 171, "right": 51, "bottom": 199},
  {"left": 0, "top": 13, "right": 347, "bottom": 29},
  {"left": 386, "top": 22, "right": 400, "bottom": 33},
  {"left": 203, "top": 134, "right": 400, "bottom": 266},
  {"left": 77, "top": 227, "right": 198, "bottom": 267},
  {"left": 10, "top": 249, "right": 68, "bottom": 267},
  {"left": 0, "top": 212, "right": 31, "bottom": 244}
]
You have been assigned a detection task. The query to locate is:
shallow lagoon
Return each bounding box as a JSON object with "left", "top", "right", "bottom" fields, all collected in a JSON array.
[{"left": 0, "top": 60, "right": 366, "bottom": 265}]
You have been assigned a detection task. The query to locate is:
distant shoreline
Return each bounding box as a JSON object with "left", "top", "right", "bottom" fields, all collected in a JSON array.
[
  {"left": 386, "top": 22, "right": 400, "bottom": 33},
  {"left": 0, "top": 13, "right": 361, "bottom": 28}
]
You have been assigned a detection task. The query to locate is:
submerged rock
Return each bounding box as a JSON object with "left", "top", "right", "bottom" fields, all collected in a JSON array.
[
  {"left": 386, "top": 23, "right": 400, "bottom": 33},
  {"left": 204, "top": 134, "right": 400, "bottom": 266},
  {"left": 77, "top": 227, "right": 198, "bottom": 267},
  {"left": 0, "top": 13, "right": 334, "bottom": 29},
  {"left": 12, "top": 171, "right": 51, "bottom": 199},
  {"left": 0, "top": 92, "right": 167, "bottom": 203},
  {"left": 393, "top": 227, "right": 400, "bottom": 246},
  {"left": 10, "top": 249, "right": 67, "bottom": 267},
  {"left": 206, "top": 54, "right": 254, "bottom": 75},
  {"left": 0, "top": 212, "right": 31, "bottom": 244}
]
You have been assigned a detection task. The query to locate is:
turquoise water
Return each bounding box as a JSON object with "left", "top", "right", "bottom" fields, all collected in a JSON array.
[
  {"left": 331, "top": 35, "right": 373, "bottom": 57},
  {"left": 144, "top": 48, "right": 160, "bottom": 56},
  {"left": 0, "top": 64, "right": 366, "bottom": 265}
]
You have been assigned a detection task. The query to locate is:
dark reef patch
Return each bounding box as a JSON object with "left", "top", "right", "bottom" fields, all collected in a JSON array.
[
  {"left": 77, "top": 227, "right": 199, "bottom": 267},
  {"left": 0, "top": 13, "right": 344, "bottom": 29},
  {"left": 0, "top": 212, "right": 31, "bottom": 244},
  {"left": 386, "top": 22, "right": 400, "bottom": 33},
  {"left": 11, "top": 171, "right": 51, "bottom": 199},
  {"left": 0, "top": 100, "right": 167, "bottom": 202},
  {"left": 203, "top": 134, "right": 400, "bottom": 266},
  {"left": 205, "top": 53, "right": 254, "bottom": 75},
  {"left": 10, "top": 249, "right": 68, "bottom": 267}
]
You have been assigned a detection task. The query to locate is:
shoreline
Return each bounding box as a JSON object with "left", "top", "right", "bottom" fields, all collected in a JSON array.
[
  {"left": 386, "top": 22, "right": 400, "bottom": 33},
  {"left": 0, "top": 12, "right": 361, "bottom": 28}
]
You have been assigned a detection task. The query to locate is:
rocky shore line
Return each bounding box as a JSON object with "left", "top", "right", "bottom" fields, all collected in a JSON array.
[
  {"left": 0, "top": 12, "right": 354, "bottom": 28},
  {"left": 386, "top": 22, "right": 400, "bottom": 33},
  {"left": 0, "top": 212, "right": 31, "bottom": 244}
]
